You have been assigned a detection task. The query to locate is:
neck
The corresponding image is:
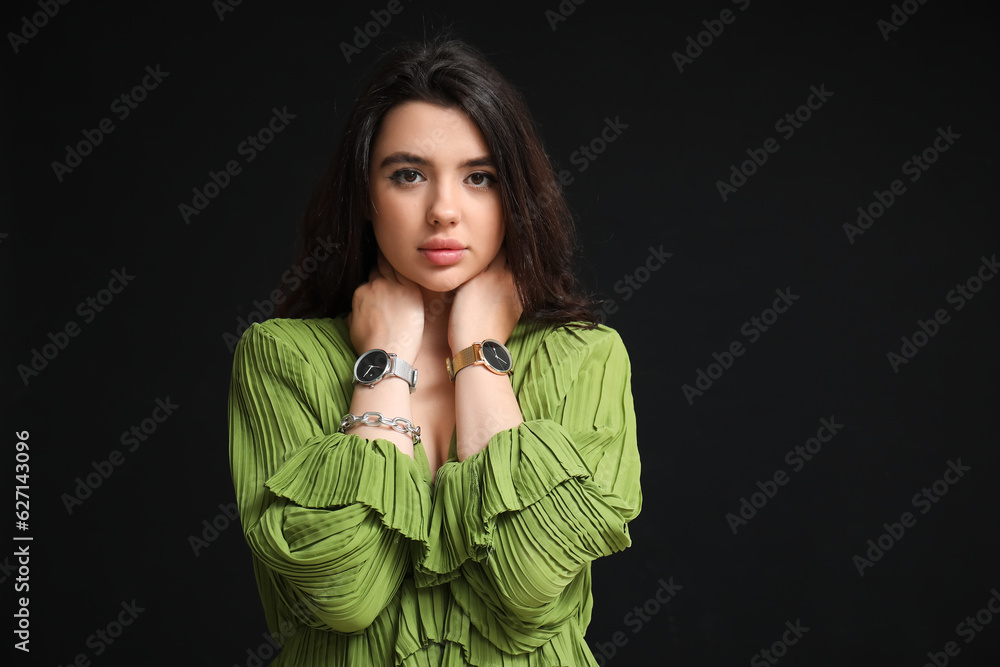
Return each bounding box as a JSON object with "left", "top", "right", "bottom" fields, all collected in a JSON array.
[{"left": 419, "top": 286, "right": 455, "bottom": 352}]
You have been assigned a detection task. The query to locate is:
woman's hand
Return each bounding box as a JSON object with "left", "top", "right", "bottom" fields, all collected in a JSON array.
[
  {"left": 448, "top": 249, "right": 523, "bottom": 353},
  {"left": 349, "top": 252, "right": 424, "bottom": 361}
]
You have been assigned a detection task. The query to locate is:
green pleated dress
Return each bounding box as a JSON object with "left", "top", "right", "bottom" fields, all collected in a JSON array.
[{"left": 228, "top": 316, "right": 642, "bottom": 666}]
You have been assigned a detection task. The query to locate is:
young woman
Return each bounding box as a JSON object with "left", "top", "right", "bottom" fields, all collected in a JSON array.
[{"left": 228, "top": 37, "right": 642, "bottom": 666}]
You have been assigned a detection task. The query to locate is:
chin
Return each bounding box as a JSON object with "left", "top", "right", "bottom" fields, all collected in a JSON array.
[
  {"left": 410, "top": 269, "right": 470, "bottom": 294},
  {"left": 419, "top": 277, "right": 465, "bottom": 294}
]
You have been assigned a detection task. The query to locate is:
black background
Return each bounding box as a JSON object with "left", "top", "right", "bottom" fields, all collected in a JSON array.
[{"left": 3, "top": 0, "right": 998, "bottom": 665}]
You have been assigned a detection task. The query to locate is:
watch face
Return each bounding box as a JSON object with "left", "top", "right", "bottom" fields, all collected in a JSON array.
[
  {"left": 356, "top": 349, "right": 389, "bottom": 382},
  {"left": 481, "top": 341, "right": 512, "bottom": 373}
]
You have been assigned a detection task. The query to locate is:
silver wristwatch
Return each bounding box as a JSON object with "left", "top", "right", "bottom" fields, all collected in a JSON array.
[{"left": 352, "top": 349, "right": 418, "bottom": 393}]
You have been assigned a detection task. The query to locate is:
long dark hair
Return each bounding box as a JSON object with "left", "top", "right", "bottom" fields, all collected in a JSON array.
[{"left": 277, "top": 36, "right": 598, "bottom": 326}]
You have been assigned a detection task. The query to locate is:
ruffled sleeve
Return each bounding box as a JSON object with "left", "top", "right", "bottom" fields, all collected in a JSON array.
[
  {"left": 228, "top": 321, "right": 431, "bottom": 635},
  {"left": 415, "top": 324, "right": 641, "bottom": 654}
]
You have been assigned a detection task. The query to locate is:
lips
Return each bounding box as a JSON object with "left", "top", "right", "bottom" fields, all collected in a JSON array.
[
  {"left": 419, "top": 238, "right": 466, "bottom": 265},
  {"left": 420, "top": 238, "right": 465, "bottom": 250}
]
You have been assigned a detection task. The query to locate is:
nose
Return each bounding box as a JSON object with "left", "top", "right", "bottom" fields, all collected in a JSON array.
[{"left": 426, "top": 179, "right": 458, "bottom": 226}]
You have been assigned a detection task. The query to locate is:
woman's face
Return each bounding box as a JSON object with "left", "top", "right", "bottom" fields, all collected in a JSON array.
[{"left": 368, "top": 101, "right": 504, "bottom": 294}]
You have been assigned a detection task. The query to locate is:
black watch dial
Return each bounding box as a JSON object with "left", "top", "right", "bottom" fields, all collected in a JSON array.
[
  {"left": 481, "top": 341, "right": 512, "bottom": 373},
  {"left": 356, "top": 349, "right": 389, "bottom": 383}
]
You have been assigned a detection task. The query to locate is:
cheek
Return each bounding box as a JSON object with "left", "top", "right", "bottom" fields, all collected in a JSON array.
[
  {"left": 492, "top": 217, "right": 506, "bottom": 252},
  {"left": 376, "top": 189, "right": 424, "bottom": 226},
  {"left": 370, "top": 191, "right": 410, "bottom": 242},
  {"left": 481, "top": 198, "right": 505, "bottom": 247},
  {"left": 369, "top": 186, "right": 389, "bottom": 223}
]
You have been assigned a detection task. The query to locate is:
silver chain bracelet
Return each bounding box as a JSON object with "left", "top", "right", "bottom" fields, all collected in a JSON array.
[{"left": 339, "top": 411, "right": 421, "bottom": 442}]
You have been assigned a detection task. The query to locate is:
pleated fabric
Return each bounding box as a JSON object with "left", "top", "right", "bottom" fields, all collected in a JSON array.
[{"left": 228, "top": 316, "right": 642, "bottom": 666}]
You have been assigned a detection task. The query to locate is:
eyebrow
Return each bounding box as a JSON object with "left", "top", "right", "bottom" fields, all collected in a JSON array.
[{"left": 379, "top": 152, "right": 495, "bottom": 169}]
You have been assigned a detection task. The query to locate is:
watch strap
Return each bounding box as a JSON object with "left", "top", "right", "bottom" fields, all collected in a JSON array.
[
  {"left": 354, "top": 350, "right": 418, "bottom": 393},
  {"left": 447, "top": 341, "right": 512, "bottom": 382},
  {"left": 446, "top": 344, "right": 481, "bottom": 381},
  {"left": 386, "top": 354, "right": 418, "bottom": 394}
]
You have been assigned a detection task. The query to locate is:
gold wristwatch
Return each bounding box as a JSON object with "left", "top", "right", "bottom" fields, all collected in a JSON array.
[{"left": 446, "top": 340, "right": 513, "bottom": 382}]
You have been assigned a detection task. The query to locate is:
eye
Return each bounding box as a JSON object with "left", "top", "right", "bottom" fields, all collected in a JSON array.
[
  {"left": 466, "top": 172, "right": 496, "bottom": 189},
  {"left": 389, "top": 169, "right": 424, "bottom": 185}
]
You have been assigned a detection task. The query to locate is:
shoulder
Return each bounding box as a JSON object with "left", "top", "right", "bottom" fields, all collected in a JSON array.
[
  {"left": 234, "top": 316, "right": 355, "bottom": 371},
  {"left": 250, "top": 316, "right": 349, "bottom": 346},
  {"left": 516, "top": 320, "right": 627, "bottom": 355},
  {"left": 511, "top": 320, "right": 630, "bottom": 385},
  {"left": 543, "top": 321, "right": 626, "bottom": 349}
]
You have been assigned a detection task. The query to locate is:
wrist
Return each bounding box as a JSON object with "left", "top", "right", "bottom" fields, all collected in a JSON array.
[
  {"left": 450, "top": 332, "right": 502, "bottom": 357},
  {"left": 353, "top": 349, "right": 418, "bottom": 393},
  {"left": 360, "top": 337, "right": 419, "bottom": 362},
  {"left": 446, "top": 339, "right": 513, "bottom": 381},
  {"left": 340, "top": 411, "right": 421, "bottom": 442}
]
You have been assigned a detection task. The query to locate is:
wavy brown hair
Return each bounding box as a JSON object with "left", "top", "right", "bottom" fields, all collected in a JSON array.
[{"left": 277, "top": 36, "right": 598, "bottom": 326}]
